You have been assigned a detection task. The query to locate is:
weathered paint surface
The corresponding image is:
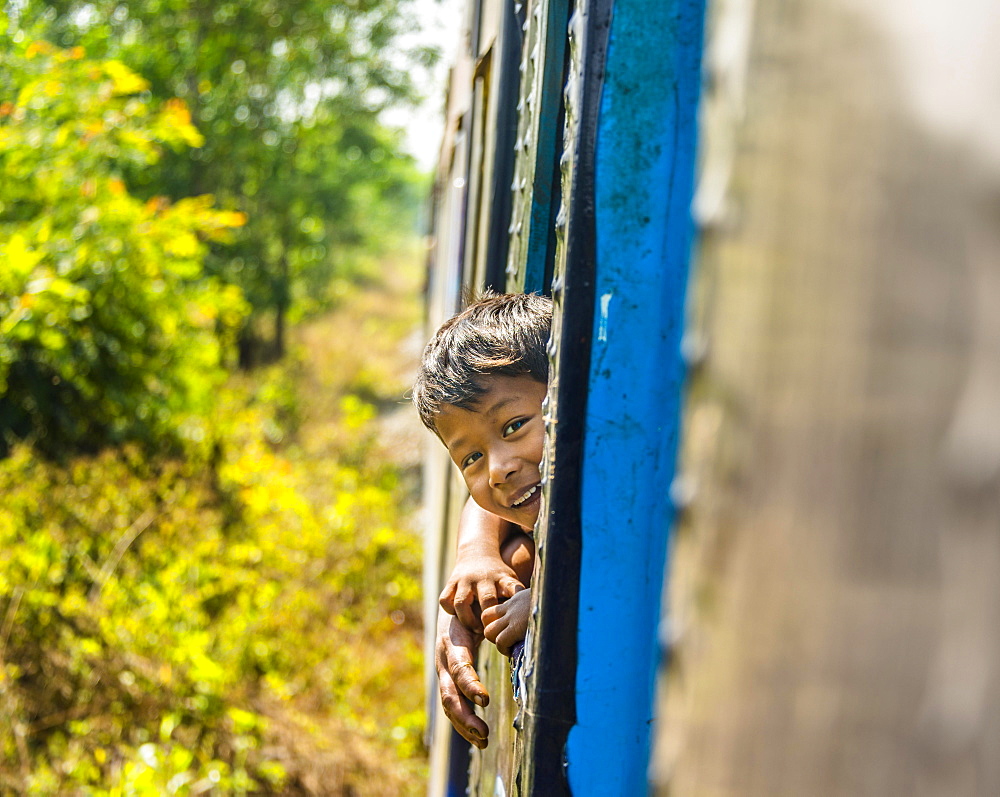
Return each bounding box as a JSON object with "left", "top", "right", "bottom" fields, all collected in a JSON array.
[
  {"left": 506, "top": 0, "right": 567, "bottom": 295},
  {"left": 511, "top": 0, "right": 610, "bottom": 792},
  {"left": 567, "top": 0, "right": 705, "bottom": 792},
  {"left": 468, "top": 1, "right": 572, "bottom": 794}
]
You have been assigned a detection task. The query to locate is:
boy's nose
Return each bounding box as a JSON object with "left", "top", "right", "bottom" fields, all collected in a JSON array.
[{"left": 489, "top": 456, "right": 518, "bottom": 487}]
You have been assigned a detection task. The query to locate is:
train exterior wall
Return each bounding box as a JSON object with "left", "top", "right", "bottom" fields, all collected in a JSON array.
[
  {"left": 426, "top": 0, "right": 706, "bottom": 793},
  {"left": 427, "top": 0, "right": 1000, "bottom": 794}
]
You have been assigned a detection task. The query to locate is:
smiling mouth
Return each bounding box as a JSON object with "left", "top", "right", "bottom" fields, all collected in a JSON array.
[{"left": 510, "top": 484, "right": 541, "bottom": 507}]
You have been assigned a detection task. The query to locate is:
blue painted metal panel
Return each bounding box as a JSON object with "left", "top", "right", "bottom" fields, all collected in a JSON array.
[
  {"left": 520, "top": 0, "right": 566, "bottom": 295},
  {"left": 566, "top": 0, "right": 706, "bottom": 793},
  {"left": 505, "top": 0, "right": 567, "bottom": 297}
]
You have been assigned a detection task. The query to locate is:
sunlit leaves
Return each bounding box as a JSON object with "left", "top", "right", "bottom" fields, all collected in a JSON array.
[
  {"left": 15, "top": 0, "right": 429, "bottom": 355},
  {"left": 0, "top": 371, "right": 424, "bottom": 791},
  {"left": 0, "top": 40, "right": 248, "bottom": 454},
  {"left": 0, "top": 12, "right": 428, "bottom": 795}
]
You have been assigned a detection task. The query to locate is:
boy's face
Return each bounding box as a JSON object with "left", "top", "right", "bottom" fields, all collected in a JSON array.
[{"left": 435, "top": 375, "right": 546, "bottom": 531}]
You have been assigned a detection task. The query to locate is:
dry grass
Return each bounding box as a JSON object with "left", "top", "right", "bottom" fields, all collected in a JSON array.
[{"left": 261, "top": 244, "right": 430, "bottom": 796}]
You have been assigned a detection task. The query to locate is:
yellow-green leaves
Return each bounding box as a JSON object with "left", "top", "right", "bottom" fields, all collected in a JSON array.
[
  {"left": 1, "top": 234, "right": 44, "bottom": 279},
  {"left": 0, "top": 366, "right": 424, "bottom": 793},
  {"left": 0, "top": 41, "right": 248, "bottom": 455}
]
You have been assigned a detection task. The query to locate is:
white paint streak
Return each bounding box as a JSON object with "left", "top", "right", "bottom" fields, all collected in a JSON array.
[{"left": 598, "top": 292, "right": 613, "bottom": 342}]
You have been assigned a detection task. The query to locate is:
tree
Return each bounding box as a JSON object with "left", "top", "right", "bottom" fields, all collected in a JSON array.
[
  {"left": 0, "top": 32, "right": 246, "bottom": 455},
  {"left": 14, "top": 0, "right": 433, "bottom": 362}
]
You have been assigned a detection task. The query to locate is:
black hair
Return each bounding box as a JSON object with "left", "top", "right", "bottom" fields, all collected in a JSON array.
[{"left": 412, "top": 292, "right": 552, "bottom": 432}]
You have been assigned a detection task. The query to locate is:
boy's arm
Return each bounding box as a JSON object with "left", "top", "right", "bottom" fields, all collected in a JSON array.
[{"left": 440, "top": 496, "right": 525, "bottom": 631}]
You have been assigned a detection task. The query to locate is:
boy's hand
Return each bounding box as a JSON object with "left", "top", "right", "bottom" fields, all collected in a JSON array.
[
  {"left": 436, "top": 608, "right": 490, "bottom": 749},
  {"left": 439, "top": 555, "right": 525, "bottom": 632},
  {"left": 482, "top": 588, "right": 531, "bottom": 656}
]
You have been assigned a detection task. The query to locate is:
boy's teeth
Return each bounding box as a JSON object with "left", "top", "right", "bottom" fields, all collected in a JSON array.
[{"left": 512, "top": 484, "right": 538, "bottom": 506}]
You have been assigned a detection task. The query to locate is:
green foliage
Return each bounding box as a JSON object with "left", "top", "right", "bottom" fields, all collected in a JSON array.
[
  {"left": 0, "top": 371, "right": 425, "bottom": 793},
  {"left": 0, "top": 39, "right": 248, "bottom": 455},
  {"left": 15, "top": 0, "right": 432, "bottom": 355},
  {"left": 0, "top": 11, "right": 431, "bottom": 794}
]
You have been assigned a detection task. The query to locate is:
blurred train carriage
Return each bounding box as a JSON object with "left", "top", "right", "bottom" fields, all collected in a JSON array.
[{"left": 421, "top": 0, "right": 1000, "bottom": 795}]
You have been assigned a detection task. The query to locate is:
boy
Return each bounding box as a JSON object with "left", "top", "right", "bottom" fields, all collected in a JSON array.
[{"left": 412, "top": 292, "right": 551, "bottom": 748}]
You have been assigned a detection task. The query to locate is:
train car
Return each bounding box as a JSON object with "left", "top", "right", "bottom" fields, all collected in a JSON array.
[
  {"left": 421, "top": 0, "right": 1000, "bottom": 795},
  {"left": 423, "top": 1, "right": 703, "bottom": 793}
]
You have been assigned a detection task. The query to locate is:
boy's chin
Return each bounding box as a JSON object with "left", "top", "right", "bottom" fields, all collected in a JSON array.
[
  {"left": 507, "top": 501, "right": 541, "bottom": 531},
  {"left": 475, "top": 496, "right": 540, "bottom": 530}
]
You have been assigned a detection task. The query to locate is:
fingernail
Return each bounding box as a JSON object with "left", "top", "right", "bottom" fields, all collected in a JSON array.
[
  {"left": 474, "top": 695, "right": 487, "bottom": 707},
  {"left": 469, "top": 728, "right": 482, "bottom": 739}
]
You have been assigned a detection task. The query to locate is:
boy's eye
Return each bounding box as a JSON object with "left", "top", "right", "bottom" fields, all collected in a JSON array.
[
  {"left": 461, "top": 452, "right": 482, "bottom": 469},
  {"left": 503, "top": 418, "right": 527, "bottom": 437}
]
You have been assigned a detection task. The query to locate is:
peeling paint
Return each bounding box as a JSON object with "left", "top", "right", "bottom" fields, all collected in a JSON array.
[
  {"left": 598, "top": 291, "right": 613, "bottom": 341},
  {"left": 568, "top": 0, "right": 705, "bottom": 792}
]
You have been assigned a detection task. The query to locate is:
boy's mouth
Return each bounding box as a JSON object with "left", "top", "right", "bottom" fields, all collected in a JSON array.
[{"left": 510, "top": 484, "right": 541, "bottom": 507}]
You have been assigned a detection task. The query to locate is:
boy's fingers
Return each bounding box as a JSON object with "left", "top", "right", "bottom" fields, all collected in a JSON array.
[
  {"left": 497, "top": 576, "right": 525, "bottom": 599},
  {"left": 438, "top": 583, "right": 457, "bottom": 614},
  {"left": 452, "top": 581, "right": 472, "bottom": 611},
  {"left": 476, "top": 583, "right": 498, "bottom": 611},
  {"left": 451, "top": 658, "right": 489, "bottom": 708},
  {"left": 454, "top": 601, "right": 479, "bottom": 631},
  {"left": 452, "top": 587, "right": 480, "bottom": 630},
  {"left": 438, "top": 673, "right": 489, "bottom": 748},
  {"left": 482, "top": 618, "right": 500, "bottom": 646}
]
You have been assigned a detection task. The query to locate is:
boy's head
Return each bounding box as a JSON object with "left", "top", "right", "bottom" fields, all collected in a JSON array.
[
  {"left": 413, "top": 292, "right": 552, "bottom": 530},
  {"left": 412, "top": 292, "right": 551, "bottom": 434}
]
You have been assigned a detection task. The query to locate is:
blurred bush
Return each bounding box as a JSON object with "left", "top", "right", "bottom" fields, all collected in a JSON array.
[
  {"left": 0, "top": 377, "right": 424, "bottom": 793},
  {"left": 12, "top": 0, "right": 432, "bottom": 362},
  {"left": 0, "top": 33, "right": 427, "bottom": 796},
  {"left": 0, "top": 37, "right": 248, "bottom": 456}
]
